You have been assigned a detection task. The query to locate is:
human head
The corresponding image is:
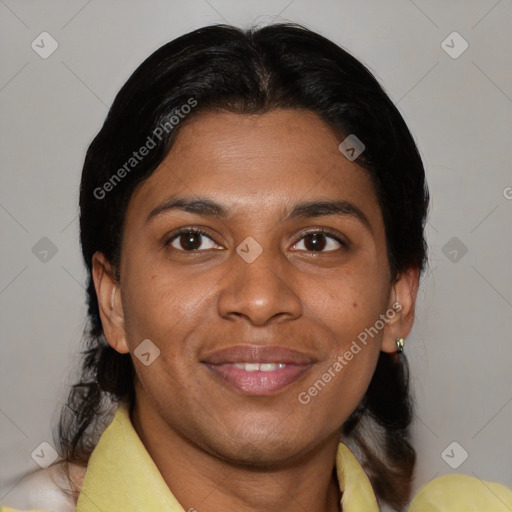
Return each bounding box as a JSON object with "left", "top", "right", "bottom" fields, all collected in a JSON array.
[{"left": 61, "top": 23, "right": 429, "bottom": 509}]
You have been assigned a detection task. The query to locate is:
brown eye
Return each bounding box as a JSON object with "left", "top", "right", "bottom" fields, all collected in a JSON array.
[
  {"left": 292, "top": 231, "right": 344, "bottom": 252},
  {"left": 167, "top": 229, "right": 221, "bottom": 251}
]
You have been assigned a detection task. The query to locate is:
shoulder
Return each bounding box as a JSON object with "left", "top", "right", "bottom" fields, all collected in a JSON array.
[
  {"left": 409, "top": 473, "right": 512, "bottom": 511},
  {"left": 0, "top": 462, "right": 85, "bottom": 512}
]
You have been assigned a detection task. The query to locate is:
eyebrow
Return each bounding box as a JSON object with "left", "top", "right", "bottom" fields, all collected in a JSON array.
[{"left": 146, "top": 196, "right": 372, "bottom": 233}]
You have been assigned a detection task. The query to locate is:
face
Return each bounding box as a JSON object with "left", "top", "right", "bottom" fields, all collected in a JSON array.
[{"left": 94, "top": 109, "right": 417, "bottom": 466}]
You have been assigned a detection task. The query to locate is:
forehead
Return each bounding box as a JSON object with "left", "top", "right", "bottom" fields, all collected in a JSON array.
[{"left": 126, "top": 109, "right": 383, "bottom": 230}]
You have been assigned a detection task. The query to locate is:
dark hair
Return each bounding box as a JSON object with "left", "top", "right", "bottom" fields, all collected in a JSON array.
[{"left": 56, "top": 23, "right": 429, "bottom": 510}]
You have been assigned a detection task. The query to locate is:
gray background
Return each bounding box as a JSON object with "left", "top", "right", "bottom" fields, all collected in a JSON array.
[{"left": 1, "top": 0, "right": 511, "bottom": 504}]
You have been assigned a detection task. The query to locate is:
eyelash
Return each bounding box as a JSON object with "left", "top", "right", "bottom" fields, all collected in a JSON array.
[
  {"left": 164, "top": 228, "right": 217, "bottom": 250},
  {"left": 164, "top": 227, "right": 348, "bottom": 253},
  {"left": 294, "top": 228, "right": 348, "bottom": 252}
]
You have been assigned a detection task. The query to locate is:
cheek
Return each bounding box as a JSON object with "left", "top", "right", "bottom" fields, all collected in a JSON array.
[
  {"left": 120, "top": 257, "right": 222, "bottom": 363},
  {"left": 298, "top": 267, "right": 387, "bottom": 409},
  {"left": 305, "top": 266, "right": 388, "bottom": 344},
  {"left": 120, "top": 266, "right": 186, "bottom": 349},
  {"left": 298, "top": 339, "right": 380, "bottom": 431}
]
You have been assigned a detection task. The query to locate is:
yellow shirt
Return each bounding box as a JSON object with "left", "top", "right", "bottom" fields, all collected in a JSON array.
[{"left": 2, "top": 400, "right": 511, "bottom": 511}]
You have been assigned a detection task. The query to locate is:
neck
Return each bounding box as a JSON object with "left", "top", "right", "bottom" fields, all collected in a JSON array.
[{"left": 131, "top": 397, "right": 342, "bottom": 512}]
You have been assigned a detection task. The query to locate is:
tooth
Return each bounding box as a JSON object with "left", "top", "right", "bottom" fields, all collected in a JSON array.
[{"left": 232, "top": 363, "right": 288, "bottom": 371}]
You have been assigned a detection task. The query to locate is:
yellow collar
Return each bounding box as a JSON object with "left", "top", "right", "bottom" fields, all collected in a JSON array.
[{"left": 76, "top": 400, "right": 379, "bottom": 511}]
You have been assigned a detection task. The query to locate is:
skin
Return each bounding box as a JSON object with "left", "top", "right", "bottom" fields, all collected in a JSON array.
[{"left": 93, "top": 109, "right": 419, "bottom": 512}]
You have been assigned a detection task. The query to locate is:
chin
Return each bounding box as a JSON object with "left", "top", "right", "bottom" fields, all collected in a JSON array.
[{"left": 206, "top": 430, "right": 313, "bottom": 470}]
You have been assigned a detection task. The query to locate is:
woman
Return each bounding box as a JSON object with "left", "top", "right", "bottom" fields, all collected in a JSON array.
[{"left": 2, "top": 23, "right": 511, "bottom": 512}]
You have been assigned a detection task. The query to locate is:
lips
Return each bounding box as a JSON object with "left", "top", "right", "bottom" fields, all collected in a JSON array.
[
  {"left": 201, "top": 345, "right": 315, "bottom": 396},
  {"left": 202, "top": 345, "right": 315, "bottom": 365}
]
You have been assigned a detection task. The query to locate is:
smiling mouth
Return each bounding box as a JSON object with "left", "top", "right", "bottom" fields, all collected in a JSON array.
[
  {"left": 201, "top": 345, "right": 315, "bottom": 396},
  {"left": 204, "top": 362, "right": 313, "bottom": 395}
]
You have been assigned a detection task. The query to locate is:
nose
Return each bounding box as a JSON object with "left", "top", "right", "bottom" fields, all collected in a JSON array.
[{"left": 217, "top": 246, "right": 302, "bottom": 326}]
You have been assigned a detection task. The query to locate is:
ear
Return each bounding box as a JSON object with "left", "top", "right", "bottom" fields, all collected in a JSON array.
[
  {"left": 91, "top": 251, "right": 129, "bottom": 354},
  {"left": 381, "top": 266, "right": 420, "bottom": 354}
]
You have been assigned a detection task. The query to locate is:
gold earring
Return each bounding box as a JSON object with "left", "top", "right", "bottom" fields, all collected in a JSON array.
[{"left": 395, "top": 337, "right": 405, "bottom": 353}]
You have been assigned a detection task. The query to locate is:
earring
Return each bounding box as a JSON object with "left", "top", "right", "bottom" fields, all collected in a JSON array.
[{"left": 395, "top": 337, "right": 405, "bottom": 353}]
